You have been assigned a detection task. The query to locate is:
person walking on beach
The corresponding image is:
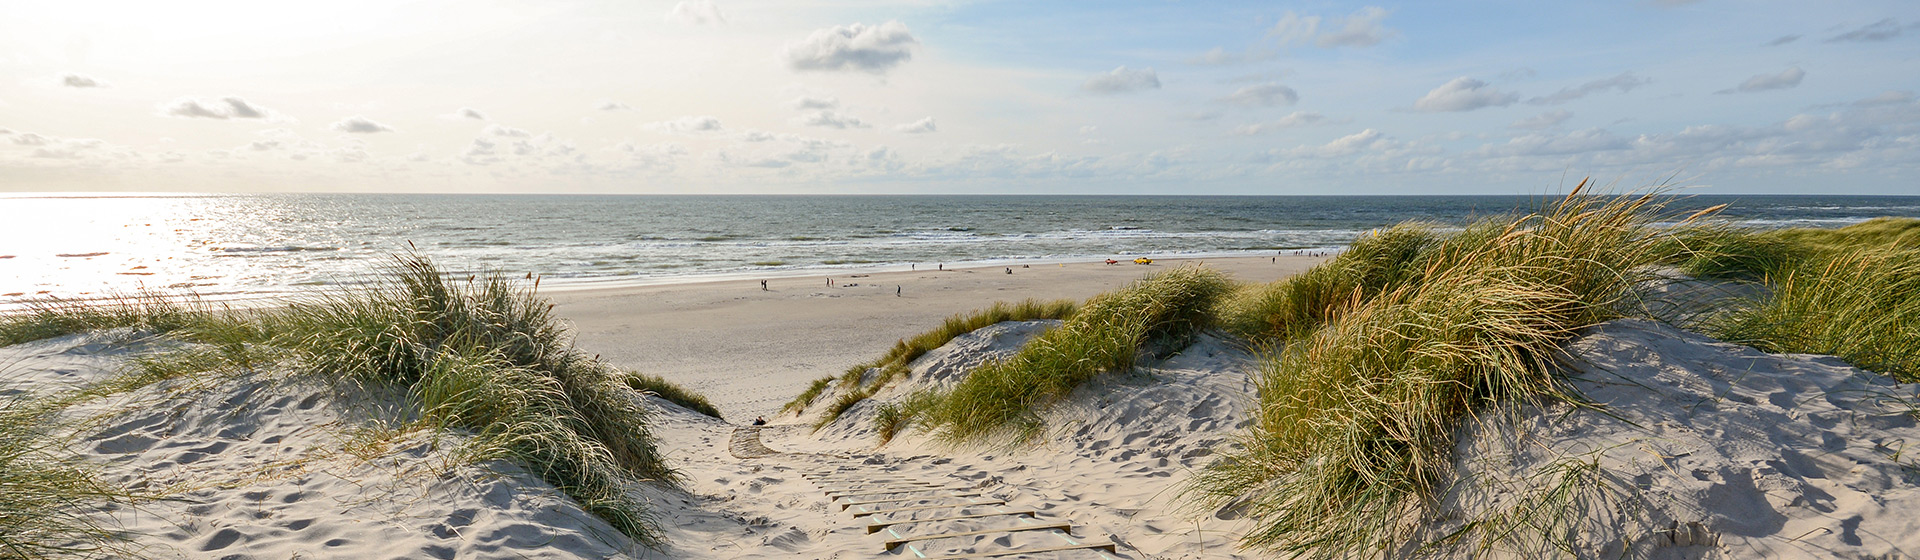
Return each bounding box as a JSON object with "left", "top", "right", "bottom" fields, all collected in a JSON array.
[
  {"left": 896, "top": 285, "right": 901, "bottom": 297},
  {"left": 760, "top": 279, "right": 767, "bottom": 291}
]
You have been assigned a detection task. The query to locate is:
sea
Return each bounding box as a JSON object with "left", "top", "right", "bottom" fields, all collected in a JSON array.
[{"left": 3, "top": 193, "right": 1917, "bottom": 305}]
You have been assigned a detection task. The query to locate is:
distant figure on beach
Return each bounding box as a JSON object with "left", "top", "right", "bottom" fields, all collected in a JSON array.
[
  {"left": 1005, "top": 267, "right": 1012, "bottom": 274},
  {"left": 938, "top": 263, "right": 943, "bottom": 270},
  {"left": 896, "top": 285, "right": 901, "bottom": 297},
  {"left": 760, "top": 279, "right": 767, "bottom": 291},
  {"left": 752, "top": 416, "right": 766, "bottom": 426},
  {"left": 827, "top": 278, "right": 833, "bottom": 287},
  {"left": 911, "top": 264, "right": 915, "bottom": 270}
]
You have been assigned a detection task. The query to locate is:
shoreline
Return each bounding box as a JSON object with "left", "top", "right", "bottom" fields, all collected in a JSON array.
[
  {"left": 0, "top": 249, "right": 1340, "bottom": 312},
  {"left": 550, "top": 254, "right": 1327, "bottom": 420}
]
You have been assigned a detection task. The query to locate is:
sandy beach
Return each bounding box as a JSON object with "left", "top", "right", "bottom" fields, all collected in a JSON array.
[{"left": 551, "top": 255, "right": 1324, "bottom": 421}]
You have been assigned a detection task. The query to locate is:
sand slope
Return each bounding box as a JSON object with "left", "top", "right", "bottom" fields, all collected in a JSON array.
[
  {"left": 4, "top": 330, "right": 651, "bottom": 560},
  {"left": 1432, "top": 319, "right": 1920, "bottom": 559}
]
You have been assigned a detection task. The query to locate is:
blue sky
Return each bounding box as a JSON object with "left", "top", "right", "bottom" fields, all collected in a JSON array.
[{"left": 0, "top": 0, "right": 1915, "bottom": 194}]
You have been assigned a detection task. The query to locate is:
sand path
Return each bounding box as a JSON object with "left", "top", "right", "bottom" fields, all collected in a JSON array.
[{"left": 551, "top": 255, "right": 1321, "bottom": 420}]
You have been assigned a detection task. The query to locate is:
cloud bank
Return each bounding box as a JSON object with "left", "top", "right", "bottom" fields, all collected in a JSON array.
[
  {"left": 785, "top": 21, "right": 917, "bottom": 74},
  {"left": 1082, "top": 66, "right": 1161, "bottom": 94},
  {"left": 1413, "top": 78, "right": 1518, "bottom": 112}
]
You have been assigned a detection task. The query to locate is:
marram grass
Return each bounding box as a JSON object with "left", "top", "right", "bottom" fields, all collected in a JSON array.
[
  {"left": 0, "top": 392, "right": 134, "bottom": 559},
  {"left": 1187, "top": 188, "right": 1671, "bottom": 558},
  {"left": 1711, "top": 246, "right": 1920, "bottom": 381},
  {"left": 0, "top": 253, "right": 712, "bottom": 549},
  {"left": 916, "top": 265, "right": 1232, "bottom": 445},
  {"left": 264, "top": 254, "right": 675, "bottom": 544},
  {"left": 784, "top": 298, "right": 1076, "bottom": 428}
]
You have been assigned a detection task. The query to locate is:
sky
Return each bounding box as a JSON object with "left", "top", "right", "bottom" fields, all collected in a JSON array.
[{"left": 0, "top": 0, "right": 1916, "bottom": 195}]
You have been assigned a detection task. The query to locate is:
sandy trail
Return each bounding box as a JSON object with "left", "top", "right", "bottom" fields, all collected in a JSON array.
[{"left": 551, "top": 255, "right": 1319, "bottom": 421}]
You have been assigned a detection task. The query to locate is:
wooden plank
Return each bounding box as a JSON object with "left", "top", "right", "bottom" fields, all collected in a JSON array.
[
  {"left": 867, "top": 509, "right": 1036, "bottom": 534},
  {"left": 829, "top": 486, "right": 970, "bottom": 500},
  {"left": 820, "top": 482, "right": 942, "bottom": 494},
  {"left": 807, "top": 476, "right": 925, "bottom": 485},
  {"left": 851, "top": 499, "right": 1007, "bottom": 518},
  {"left": 841, "top": 492, "right": 984, "bottom": 510},
  {"left": 922, "top": 541, "right": 1119, "bottom": 560},
  {"left": 883, "top": 522, "right": 1072, "bottom": 549}
]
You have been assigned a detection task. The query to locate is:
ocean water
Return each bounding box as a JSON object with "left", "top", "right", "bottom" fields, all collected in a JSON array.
[{"left": 2, "top": 193, "right": 1917, "bottom": 304}]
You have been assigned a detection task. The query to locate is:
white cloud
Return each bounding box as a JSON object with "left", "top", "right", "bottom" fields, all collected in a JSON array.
[
  {"left": 1082, "top": 66, "right": 1160, "bottom": 95},
  {"left": 1826, "top": 18, "right": 1904, "bottom": 43},
  {"left": 60, "top": 73, "right": 105, "bottom": 88},
  {"left": 484, "top": 124, "right": 532, "bottom": 137},
  {"left": 331, "top": 116, "right": 395, "bottom": 133},
  {"left": 1268, "top": 7, "right": 1396, "bottom": 49},
  {"left": 1471, "top": 128, "right": 1629, "bottom": 158},
  {"left": 785, "top": 21, "right": 917, "bottom": 74},
  {"left": 1233, "top": 112, "right": 1328, "bottom": 135},
  {"left": 793, "top": 110, "right": 869, "bottom": 129},
  {"left": 665, "top": 0, "right": 725, "bottom": 26},
  {"left": 1718, "top": 67, "right": 1805, "bottom": 94},
  {"left": 440, "top": 107, "right": 487, "bottom": 120},
  {"left": 1511, "top": 109, "right": 1573, "bottom": 130},
  {"left": 596, "top": 101, "right": 633, "bottom": 111},
  {"left": 1186, "top": 47, "right": 1274, "bottom": 66},
  {"left": 646, "top": 115, "right": 724, "bottom": 134},
  {"left": 788, "top": 95, "right": 839, "bottom": 110},
  {"left": 1413, "top": 77, "right": 1519, "bottom": 112},
  {"left": 894, "top": 117, "right": 936, "bottom": 134},
  {"left": 1527, "top": 72, "right": 1650, "bottom": 105},
  {"left": 162, "top": 97, "right": 284, "bottom": 120},
  {"left": 11, "top": 132, "right": 50, "bottom": 146},
  {"left": 1271, "top": 129, "right": 1392, "bottom": 159},
  {"left": 1218, "top": 83, "right": 1298, "bottom": 107}
]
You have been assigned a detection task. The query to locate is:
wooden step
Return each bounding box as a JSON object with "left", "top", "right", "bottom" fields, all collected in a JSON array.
[
  {"left": 867, "top": 509, "right": 1037, "bottom": 533},
  {"left": 829, "top": 486, "right": 971, "bottom": 500},
  {"left": 922, "top": 541, "right": 1119, "bottom": 560},
  {"left": 851, "top": 499, "right": 1007, "bottom": 517},
  {"left": 881, "top": 522, "right": 1072, "bottom": 550},
  {"left": 841, "top": 491, "right": 984, "bottom": 510}
]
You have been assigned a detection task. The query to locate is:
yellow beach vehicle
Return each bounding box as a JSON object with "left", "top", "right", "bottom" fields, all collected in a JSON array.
[{"left": 1133, "top": 257, "right": 1153, "bottom": 265}]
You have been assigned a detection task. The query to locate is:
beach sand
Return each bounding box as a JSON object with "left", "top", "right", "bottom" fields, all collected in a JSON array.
[
  {"left": 13, "top": 252, "right": 1920, "bottom": 558},
  {"left": 551, "top": 255, "right": 1322, "bottom": 421}
]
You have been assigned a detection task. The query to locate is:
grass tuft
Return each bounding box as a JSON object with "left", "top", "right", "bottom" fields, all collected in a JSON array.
[
  {"left": 918, "top": 266, "right": 1233, "bottom": 445},
  {"left": 626, "top": 372, "right": 722, "bottom": 420},
  {"left": 1187, "top": 188, "right": 1671, "bottom": 557},
  {"left": 264, "top": 253, "right": 675, "bottom": 544},
  {"left": 1711, "top": 246, "right": 1920, "bottom": 381},
  {"left": 786, "top": 299, "right": 1076, "bottom": 427},
  {"left": 0, "top": 392, "right": 133, "bottom": 559}
]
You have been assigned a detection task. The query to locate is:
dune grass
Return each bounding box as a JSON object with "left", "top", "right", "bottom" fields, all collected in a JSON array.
[
  {"left": 1711, "top": 246, "right": 1920, "bottom": 381},
  {"left": 0, "top": 293, "right": 215, "bottom": 347},
  {"left": 915, "top": 266, "right": 1233, "bottom": 445},
  {"left": 260, "top": 254, "right": 674, "bottom": 544},
  {"left": 782, "top": 298, "right": 1077, "bottom": 427},
  {"left": 1662, "top": 216, "right": 1920, "bottom": 281},
  {"left": 626, "top": 372, "right": 721, "bottom": 420},
  {"left": 1775, "top": 216, "right": 1920, "bottom": 251},
  {"left": 1218, "top": 223, "right": 1441, "bottom": 341},
  {"left": 0, "top": 253, "right": 701, "bottom": 548},
  {"left": 0, "top": 392, "right": 132, "bottom": 559},
  {"left": 1663, "top": 223, "right": 1804, "bottom": 280},
  {"left": 1186, "top": 188, "right": 1669, "bottom": 557}
]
